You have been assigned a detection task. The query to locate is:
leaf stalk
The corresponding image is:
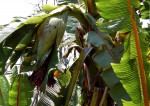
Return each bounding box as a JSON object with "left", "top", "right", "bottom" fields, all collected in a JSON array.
[{"left": 127, "top": 0, "right": 149, "bottom": 105}]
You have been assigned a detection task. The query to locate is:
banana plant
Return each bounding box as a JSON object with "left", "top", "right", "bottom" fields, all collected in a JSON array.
[{"left": 0, "top": 0, "right": 149, "bottom": 106}]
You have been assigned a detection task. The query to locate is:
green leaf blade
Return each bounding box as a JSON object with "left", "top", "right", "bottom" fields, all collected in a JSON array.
[
  {"left": 9, "top": 74, "right": 34, "bottom": 106},
  {"left": 0, "top": 75, "right": 10, "bottom": 106}
]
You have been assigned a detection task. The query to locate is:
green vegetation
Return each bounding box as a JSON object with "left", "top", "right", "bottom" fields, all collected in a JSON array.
[{"left": 0, "top": 0, "right": 149, "bottom": 106}]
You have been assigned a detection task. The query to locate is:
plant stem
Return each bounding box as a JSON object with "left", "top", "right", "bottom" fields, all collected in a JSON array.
[
  {"left": 127, "top": 0, "right": 149, "bottom": 105},
  {"left": 65, "top": 47, "right": 93, "bottom": 106},
  {"left": 0, "top": 89, "right": 5, "bottom": 106},
  {"left": 17, "top": 75, "right": 22, "bottom": 106},
  {"left": 99, "top": 87, "right": 108, "bottom": 106},
  {"left": 87, "top": 0, "right": 98, "bottom": 18},
  {"left": 90, "top": 87, "right": 100, "bottom": 106}
]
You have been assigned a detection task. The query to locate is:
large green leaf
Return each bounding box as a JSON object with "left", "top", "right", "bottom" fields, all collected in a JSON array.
[
  {"left": 112, "top": 60, "right": 143, "bottom": 105},
  {"left": 95, "top": 0, "right": 150, "bottom": 105},
  {"left": 96, "top": 0, "right": 129, "bottom": 19},
  {"left": 95, "top": 0, "right": 140, "bottom": 32},
  {"left": 9, "top": 74, "right": 34, "bottom": 106},
  {"left": 111, "top": 31, "right": 150, "bottom": 105},
  {"left": 19, "top": 14, "right": 50, "bottom": 27},
  {"left": 96, "top": 1, "right": 131, "bottom": 31},
  {"left": 88, "top": 30, "right": 130, "bottom": 105},
  {"left": 9, "top": 30, "right": 35, "bottom": 68},
  {"left": 0, "top": 6, "right": 71, "bottom": 74},
  {"left": 0, "top": 13, "right": 56, "bottom": 74},
  {"left": 0, "top": 75, "right": 10, "bottom": 106},
  {"left": 96, "top": 0, "right": 140, "bottom": 19}
]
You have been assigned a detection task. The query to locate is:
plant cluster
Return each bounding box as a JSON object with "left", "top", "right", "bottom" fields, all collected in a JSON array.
[{"left": 0, "top": 0, "right": 149, "bottom": 106}]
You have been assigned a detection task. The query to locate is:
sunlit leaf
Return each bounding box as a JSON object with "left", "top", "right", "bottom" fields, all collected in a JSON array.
[
  {"left": 111, "top": 60, "right": 143, "bottom": 105},
  {"left": 42, "top": 4, "right": 58, "bottom": 13},
  {"left": 111, "top": 30, "right": 150, "bottom": 105},
  {"left": 57, "top": 70, "right": 71, "bottom": 87}
]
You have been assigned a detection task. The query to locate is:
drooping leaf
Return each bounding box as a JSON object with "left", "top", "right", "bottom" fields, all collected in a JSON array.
[
  {"left": 90, "top": 35, "right": 123, "bottom": 70},
  {"left": 0, "top": 24, "right": 36, "bottom": 74},
  {"left": 0, "top": 23, "right": 20, "bottom": 43},
  {"left": 37, "top": 12, "right": 68, "bottom": 61},
  {"left": 9, "top": 30, "right": 35, "bottom": 68},
  {"left": 19, "top": 14, "right": 50, "bottom": 27},
  {"left": 91, "top": 37, "right": 129, "bottom": 105}
]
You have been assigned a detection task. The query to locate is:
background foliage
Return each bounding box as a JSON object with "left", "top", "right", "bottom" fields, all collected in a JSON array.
[{"left": 0, "top": 0, "right": 149, "bottom": 106}]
